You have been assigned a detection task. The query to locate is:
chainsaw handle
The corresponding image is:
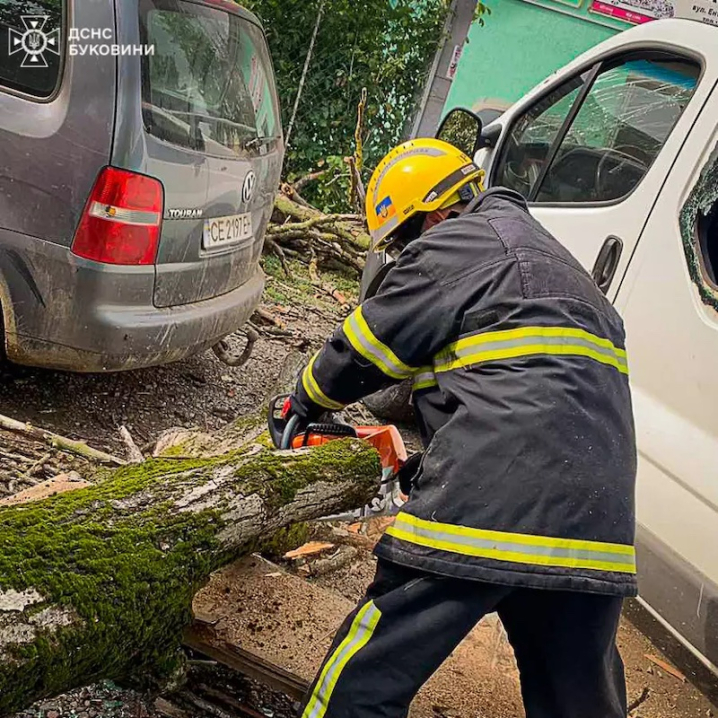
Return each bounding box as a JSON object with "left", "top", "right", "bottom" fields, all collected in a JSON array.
[
  {"left": 267, "top": 394, "right": 302, "bottom": 449},
  {"left": 280, "top": 414, "right": 302, "bottom": 450},
  {"left": 299, "top": 422, "right": 357, "bottom": 447}
]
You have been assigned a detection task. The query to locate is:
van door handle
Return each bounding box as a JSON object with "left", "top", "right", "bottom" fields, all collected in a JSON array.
[{"left": 592, "top": 236, "right": 623, "bottom": 294}]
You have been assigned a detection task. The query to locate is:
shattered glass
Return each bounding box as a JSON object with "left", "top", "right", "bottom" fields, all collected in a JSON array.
[{"left": 679, "top": 143, "right": 718, "bottom": 311}]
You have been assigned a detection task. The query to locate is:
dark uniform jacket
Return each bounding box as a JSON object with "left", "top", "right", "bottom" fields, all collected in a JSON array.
[{"left": 293, "top": 187, "right": 638, "bottom": 597}]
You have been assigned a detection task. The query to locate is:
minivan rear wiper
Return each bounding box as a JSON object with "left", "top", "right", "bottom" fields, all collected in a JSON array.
[{"left": 244, "top": 135, "right": 282, "bottom": 150}]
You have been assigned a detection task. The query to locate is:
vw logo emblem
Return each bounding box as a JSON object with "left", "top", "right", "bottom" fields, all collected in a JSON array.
[{"left": 242, "top": 171, "right": 257, "bottom": 205}]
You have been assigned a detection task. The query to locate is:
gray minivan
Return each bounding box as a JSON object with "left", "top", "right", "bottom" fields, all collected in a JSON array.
[{"left": 0, "top": 0, "right": 283, "bottom": 371}]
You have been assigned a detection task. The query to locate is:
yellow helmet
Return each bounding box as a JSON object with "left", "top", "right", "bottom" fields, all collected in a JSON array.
[{"left": 366, "top": 137, "right": 485, "bottom": 252}]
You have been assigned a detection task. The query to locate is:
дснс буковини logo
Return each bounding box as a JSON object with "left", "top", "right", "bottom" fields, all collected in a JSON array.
[{"left": 8, "top": 16, "right": 60, "bottom": 69}]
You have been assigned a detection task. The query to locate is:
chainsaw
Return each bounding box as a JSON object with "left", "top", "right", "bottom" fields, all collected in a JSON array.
[{"left": 267, "top": 394, "right": 409, "bottom": 521}]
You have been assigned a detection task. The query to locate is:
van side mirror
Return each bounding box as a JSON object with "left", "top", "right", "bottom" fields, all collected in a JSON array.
[{"left": 436, "top": 108, "right": 484, "bottom": 157}]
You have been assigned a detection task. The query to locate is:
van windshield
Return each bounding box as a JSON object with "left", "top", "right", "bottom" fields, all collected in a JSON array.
[{"left": 139, "top": 0, "right": 281, "bottom": 157}]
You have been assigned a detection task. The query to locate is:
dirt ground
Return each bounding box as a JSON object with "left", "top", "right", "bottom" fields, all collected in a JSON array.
[
  {"left": 0, "top": 269, "right": 343, "bottom": 459},
  {"left": 0, "top": 259, "right": 350, "bottom": 496},
  {"left": 3, "top": 259, "right": 718, "bottom": 717}
]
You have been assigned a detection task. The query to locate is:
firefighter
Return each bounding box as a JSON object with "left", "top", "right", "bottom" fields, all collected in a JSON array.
[{"left": 286, "top": 138, "right": 637, "bottom": 718}]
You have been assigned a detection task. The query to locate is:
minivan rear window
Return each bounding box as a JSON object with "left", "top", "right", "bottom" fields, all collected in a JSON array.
[
  {"left": 139, "top": 0, "right": 281, "bottom": 158},
  {"left": 0, "top": 0, "right": 63, "bottom": 98}
]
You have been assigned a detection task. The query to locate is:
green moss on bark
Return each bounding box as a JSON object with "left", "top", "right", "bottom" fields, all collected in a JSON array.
[{"left": 0, "top": 439, "right": 380, "bottom": 715}]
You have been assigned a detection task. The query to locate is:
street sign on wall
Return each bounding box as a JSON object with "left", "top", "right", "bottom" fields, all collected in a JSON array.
[
  {"left": 673, "top": 0, "right": 718, "bottom": 25},
  {"left": 589, "top": 0, "right": 673, "bottom": 24},
  {"left": 590, "top": 0, "right": 718, "bottom": 24}
]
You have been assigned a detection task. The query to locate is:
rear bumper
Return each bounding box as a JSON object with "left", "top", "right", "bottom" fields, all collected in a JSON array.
[{"left": 0, "top": 232, "right": 264, "bottom": 372}]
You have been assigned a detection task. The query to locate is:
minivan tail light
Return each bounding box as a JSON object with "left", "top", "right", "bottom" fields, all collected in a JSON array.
[{"left": 72, "top": 167, "right": 164, "bottom": 265}]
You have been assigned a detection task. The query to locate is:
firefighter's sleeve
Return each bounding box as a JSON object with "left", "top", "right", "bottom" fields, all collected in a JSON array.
[{"left": 292, "top": 244, "right": 454, "bottom": 418}]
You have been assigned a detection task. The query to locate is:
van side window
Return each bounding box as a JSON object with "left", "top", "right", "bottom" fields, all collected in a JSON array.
[
  {"left": 495, "top": 56, "right": 700, "bottom": 204},
  {"left": 0, "top": 1, "right": 63, "bottom": 98},
  {"left": 494, "top": 74, "right": 588, "bottom": 198}
]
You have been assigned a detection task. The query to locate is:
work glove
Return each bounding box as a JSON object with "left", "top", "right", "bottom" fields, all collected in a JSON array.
[
  {"left": 286, "top": 392, "right": 325, "bottom": 424},
  {"left": 395, "top": 452, "right": 423, "bottom": 496}
]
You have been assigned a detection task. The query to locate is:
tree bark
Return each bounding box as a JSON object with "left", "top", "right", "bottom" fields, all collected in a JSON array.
[
  {"left": 0, "top": 417, "right": 381, "bottom": 715},
  {"left": 273, "top": 194, "right": 370, "bottom": 251}
]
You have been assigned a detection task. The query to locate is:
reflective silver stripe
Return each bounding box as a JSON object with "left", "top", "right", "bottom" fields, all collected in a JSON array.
[
  {"left": 372, "top": 146, "right": 447, "bottom": 204},
  {"left": 386, "top": 513, "right": 636, "bottom": 574},
  {"left": 434, "top": 326, "right": 628, "bottom": 376},
  {"left": 302, "top": 601, "right": 382, "bottom": 718},
  {"left": 372, "top": 214, "right": 400, "bottom": 247},
  {"left": 412, "top": 368, "right": 438, "bottom": 392},
  {"left": 342, "top": 307, "right": 415, "bottom": 380},
  {"left": 447, "top": 335, "right": 626, "bottom": 368}
]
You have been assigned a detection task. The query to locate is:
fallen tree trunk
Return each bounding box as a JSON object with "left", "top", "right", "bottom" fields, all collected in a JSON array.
[
  {"left": 268, "top": 193, "right": 370, "bottom": 279},
  {"left": 0, "top": 421, "right": 381, "bottom": 715}
]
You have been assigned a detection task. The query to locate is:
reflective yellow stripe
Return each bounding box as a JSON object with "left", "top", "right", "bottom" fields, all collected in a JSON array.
[
  {"left": 342, "top": 306, "right": 415, "bottom": 380},
  {"left": 301, "top": 354, "right": 345, "bottom": 411},
  {"left": 412, "top": 367, "right": 438, "bottom": 392},
  {"left": 434, "top": 326, "right": 628, "bottom": 376},
  {"left": 302, "top": 601, "right": 382, "bottom": 718},
  {"left": 386, "top": 512, "right": 636, "bottom": 574}
]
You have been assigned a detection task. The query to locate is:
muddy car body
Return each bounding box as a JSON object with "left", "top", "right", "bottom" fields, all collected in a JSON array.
[{"left": 0, "top": 0, "right": 283, "bottom": 371}]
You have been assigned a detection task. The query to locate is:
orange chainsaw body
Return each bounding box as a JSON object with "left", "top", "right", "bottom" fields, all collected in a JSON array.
[{"left": 291, "top": 424, "right": 408, "bottom": 474}]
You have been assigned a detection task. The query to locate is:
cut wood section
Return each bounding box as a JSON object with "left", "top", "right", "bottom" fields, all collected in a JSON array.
[
  {"left": 191, "top": 556, "right": 524, "bottom": 718},
  {"left": 184, "top": 622, "right": 310, "bottom": 701},
  {"left": 191, "top": 556, "right": 353, "bottom": 684}
]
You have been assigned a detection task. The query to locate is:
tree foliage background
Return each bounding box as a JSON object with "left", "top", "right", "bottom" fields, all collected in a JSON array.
[{"left": 244, "top": 0, "right": 453, "bottom": 210}]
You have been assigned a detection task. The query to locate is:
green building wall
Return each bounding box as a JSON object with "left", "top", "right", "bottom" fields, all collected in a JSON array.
[{"left": 445, "top": 0, "right": 631, "bottom": 114}]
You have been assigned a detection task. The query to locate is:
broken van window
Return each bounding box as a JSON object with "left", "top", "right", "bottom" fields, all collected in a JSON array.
[
  {"left": 139, "top": 0, "right": 280, "bottom": 158},
  {"left": 536, "top": 57, "right": 699, "bottom": 203},
  {"left": 494, "top": 74, "right": 586, "bottom": 198},
  {"left": 680, "top": 144, "right": 718, "bottom": 311},
  {"left": 699, "top": 204, "right": 718, "bottom": 287}
]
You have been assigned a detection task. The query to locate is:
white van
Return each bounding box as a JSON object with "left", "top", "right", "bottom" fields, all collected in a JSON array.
[{"left": 361, "top": 16, "right": 718, "bottom": 673}]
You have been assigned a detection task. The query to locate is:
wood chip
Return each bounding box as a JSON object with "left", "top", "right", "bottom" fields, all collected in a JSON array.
[
  {"left": 309, "top": 546, "right": 359, "bottom": 577},
  {"left": 119, "top": 425, "right": 144, "bottom": 464},
  {"left": 153, "top": 698, "right": 189, "bottom": 718},
  {"left": 193, "top": 609, "right": 220, "bottom": 626},
  {"left": 283, "top": 541, "right": 335, "bottom": 560},
  {"left": 0, "top": 473, "right": 91, "bottom": 507},
  {"left": 644, "top": 654, "right": 686, "bottom": 682}
]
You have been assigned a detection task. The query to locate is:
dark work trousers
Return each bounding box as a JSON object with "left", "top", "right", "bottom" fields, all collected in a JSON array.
[{"left": 300, "top": 559, "right": 627, "bottom": 718}]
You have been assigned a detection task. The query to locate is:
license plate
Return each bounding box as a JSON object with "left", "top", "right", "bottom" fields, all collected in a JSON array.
[{"left": 202, "top": 213, "right": 253, "bottom": 250}]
